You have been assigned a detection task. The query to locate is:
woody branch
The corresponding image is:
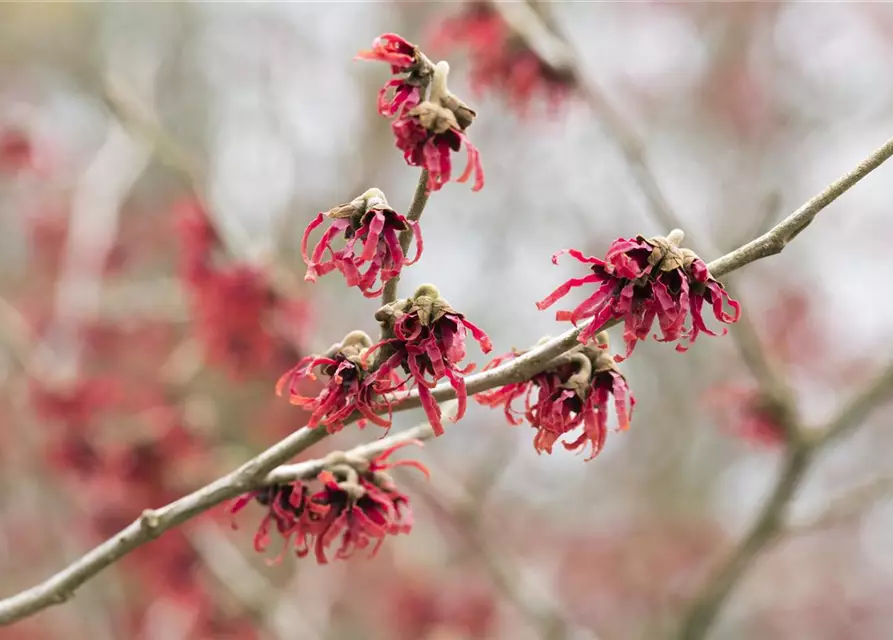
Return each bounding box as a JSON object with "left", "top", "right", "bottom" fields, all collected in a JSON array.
[{"left": 1, "top": 132, "right": 892, "bottom": 626}]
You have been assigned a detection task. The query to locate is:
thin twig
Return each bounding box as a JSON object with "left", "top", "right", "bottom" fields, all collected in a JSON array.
[
  {"left": 812, "top": 357, "right": 893, "bottom": 447},
  {"left": 102, "top": 82, "right": 259, "bottom": 267},
  {"left": 707, "top": 134, "right": 893, "bottom": 278},
  {"left": 404, "top": 461, "right": 599, "bottom": 640},
  {"left": 491, "top": 0, "right": 687, "bottom": 244},
  {"left": 1, "top": 131, "right": 893, "bottom": 627},
  {"left": 266, "top": 418, "right": 438, "bottom": 485},
  {"left": 677, "top": 445, "right": 814, "bottom": 640},
  {"left": 187, "top": 522, "right": 318, "bottom": 640},
  {"left": 42, "top": 117, "right": 151, "bottom": 379},
  {"left": 381, "top": 169, "right": 430, "bottom": 305},
  {"left": 676, "top": 354, "right": 893, "bottom": 639},
  {"left": 578, "top": 80, "right": 686, "bottom": 239},
  {"left": 785, "top": 475, "right": 893, "bottom": 537}
]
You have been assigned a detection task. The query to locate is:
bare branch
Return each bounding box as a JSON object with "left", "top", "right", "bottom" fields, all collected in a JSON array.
[
  {"left": 786, "top": 475, "right": 893, "bottom": 537},
  {"left": 404, "top": 459, "right": 600, "bottom": 640},
  {"left": 43, "top": 116, "right": 151, "bottom": 379},
  {"left": 2, "top": 130, "right": 893, "bottom": 626},
  {"left": 187, "top": 522, "right": 318, "bottom": 640},
  {"left": 676, "top": 356, "right": 893, "bottom": 639},
  {"left": 491, "top": 0, "right": 686, "bottom": 242},
  {"left": 707, "top": 134, "right": 893, "bottom": 278},
  {"left": 676, "top": 446, "right": 813, "bottom": 640},
  {"left": 499, "top": 3, "right": 893, "bottom": 276},
  {"left": 0, "top": 425, "right": 327, "bottom": 626},
  {"left": 265, "top": 401, "right": 453, "bottom": 485},
  {"left": 813, "top": 357, "right": 893, "bottom": 447}
]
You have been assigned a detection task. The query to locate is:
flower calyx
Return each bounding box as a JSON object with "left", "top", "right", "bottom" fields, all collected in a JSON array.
[
  {"left": 325, "top": 188, "right": 406, "bottom": 234},
  {"left": 318, "top": 450, "right": 396, "bottom": 502},
  {"left": 413, "top": 61, "right": 477, "bottom": 134},
  {"left": 375, "top": 283, "right": 452, "bottom": 332},
  {"left": 319, "top": 329, "right": 374, "bottom": 369}
]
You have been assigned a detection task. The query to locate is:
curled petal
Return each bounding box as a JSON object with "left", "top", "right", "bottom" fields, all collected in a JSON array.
[
  {"left": 551, "top": 248, "right": 604, "bottom": 266},
  {"left": 300, "top": 213, "right": 326, "bottom": 280},
  {"left": 455, "top": 132, "right": 485, "bottom": 192},
  {"left": 536, "top": 274, "right": 601, "bottom": 311},
  {"left": 404, "top": 221, "right": 424, "bottom": 266},
  {"left": 418, "top": 384, "right": 444, "bottom": 436},
  {"left": 444, "top": 367, "right": 467, "bottom": 424},
  {"left": 460, "top": 317, "right": 493, "bottom": 353}
]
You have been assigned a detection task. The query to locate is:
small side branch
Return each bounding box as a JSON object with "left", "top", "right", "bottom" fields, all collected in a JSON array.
[
  {"left": 676, "top": 446, "right": 813, "bottom": 640},
  {"left": 707, "top": 134, "right": 893, "bottom": 279},
  {"left": 676, "top": 354, "right": 893, "bottom": 640},
  {"left": 813, "top": 357, "right": 893, "bottom": 447}
]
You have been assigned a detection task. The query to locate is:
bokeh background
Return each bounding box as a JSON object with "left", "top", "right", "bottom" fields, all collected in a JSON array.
[{"left": 2, "top": 2, "right": 893, "bottom": 639}]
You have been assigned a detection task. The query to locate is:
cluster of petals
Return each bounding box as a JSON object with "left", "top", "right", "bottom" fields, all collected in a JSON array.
[
  {"left": 536, "top": 233, "right": 741, "bottom": 360},
  {"left": 301, "top": 189, "right": 422, "bottom": 297},
  {"left": 357, "top": 32, "right": 484, "bottom": 193},
  {"left": 476, "top": 336, "right": 634, "bottom": 460},
  {"left": 392, "top": 100, "right": 484, "bottom": 193},
  {"left": 356, "top": 32, "right": 426, "bottom": 118},
  {"left": 231, "top": 441, "right": 427, "bottom": 564},
  {"left": 276, "top": 331, "right": 400, "bottom": 433},
  {"left": 428, "top": 1, "right": 576, "bottom": 116},
  {"left": 365, "top": 285, "right": 492, "bottom": 436}
]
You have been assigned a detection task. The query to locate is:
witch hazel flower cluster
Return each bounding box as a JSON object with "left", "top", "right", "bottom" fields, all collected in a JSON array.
[
  {"left": 358, "top": 33, "right": 484, "bottom": 193},
  {"left": 276, "top": 330, "right": 400, "bottom": 434},
  {"left": 537, "top": 229, "right": 741, "bottom": 360},
  {"left": 232, "top": 441, "right": 426, "bottom": 565},
  {"left": 240, "top": 31, "right": 495, "bottom": 567},
  {"left": 477, "top": 332, "right": 634, "bottom": 460},
  {"left": 366, "top": 284, "right": 493, "bottom": 436},
  {"left": 302, "top": 189, "right": 422, "bottom": 297},
  {"left": 234, "top": 29, "right": 745, "bottom": 567}
]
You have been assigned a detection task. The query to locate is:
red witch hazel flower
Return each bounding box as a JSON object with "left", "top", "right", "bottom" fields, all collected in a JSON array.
[
  {"left": 537, "top": 229, "right": 741, "bottom": 361},
  {"left": 301, "top": 189, "right": 423, "bottom": 297},
  {"left": 277, "top": 330, "right": 399, "bottom": 434},
  {"left": 231, "top": 441, "right": 427, "bottom": 564},
  {"left": 428, "top": 1, "right": 577, "bottom": 116},
  {"left": 356, "top": 33, "right": 430, "bottom": 118},
  {"left": 365, "top": 284, "right": 492, "bottom": 436},
  {"left": 476, "top": 332, "right": 634, "bottom": 460},
  {"left": 357, "top": 33, "right": 484, "bottom": 193},
  {"left": 392, "top": 62, "right": 485, "bottom": 193}
]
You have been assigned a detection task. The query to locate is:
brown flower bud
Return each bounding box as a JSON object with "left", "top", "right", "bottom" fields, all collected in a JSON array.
[{"left": 409, "top": 101, "right": 460, "bottom": 135}]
